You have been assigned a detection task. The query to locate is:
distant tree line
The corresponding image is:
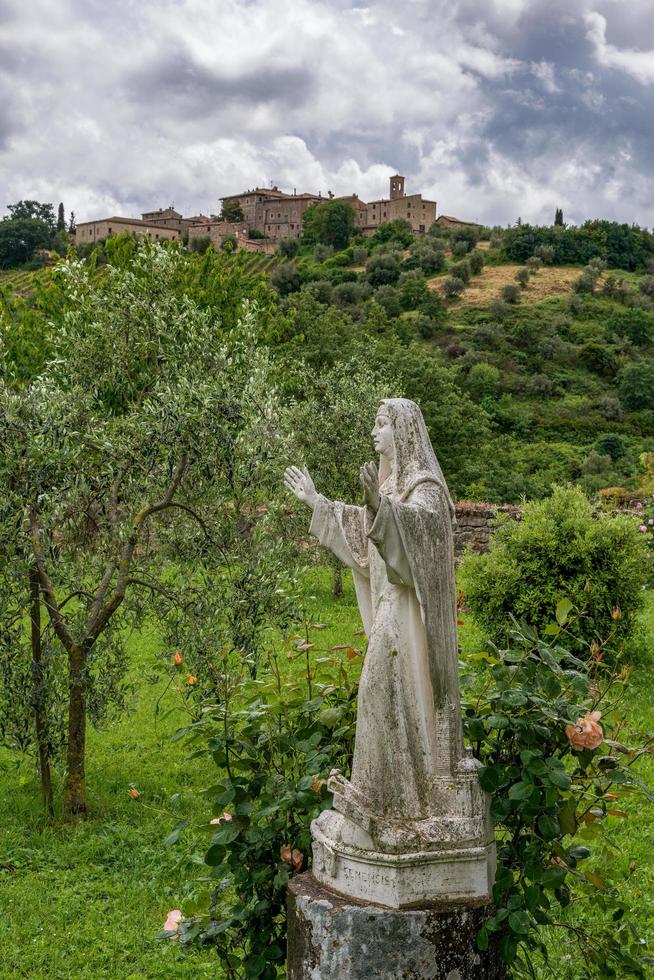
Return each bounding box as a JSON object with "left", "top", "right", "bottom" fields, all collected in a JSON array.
[
  {"left": 0, "top": 199, "right": 72, "bottom": 269},
  {"left": 503, "top": 220, "right": 654, "bottom": 271}
]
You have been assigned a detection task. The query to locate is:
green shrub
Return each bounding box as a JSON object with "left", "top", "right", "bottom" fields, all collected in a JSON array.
[
  {"left": 515, "top": 268, "right": 530, "bottom": 287},
  {"left": 399, "top": 276, "right": 429, "bottom": 311},
  {"left": 534, "top": 244, "right": 555, "bottom": 264},
  {"left": 443, "top": 276, "right": 465, "bottom": 298},
  {"left": 579, "top": 341, "right": 617, "bottom": 377},
  {"left": 489, "top": 299, "right": 510, "bottom": 320},
  {"left": 373, "top": 284, "right": 402, "bottom": 318},
  {"left": 459, "top": 486, "right": 648, "bottom": 653},
  {"left": 279, "top": 238, "right": 299, "bottom": 258},
  {"left": 189, "top": 235, "right": 211, "bottom": 254},
  {"left": 468, "top": 250, "right": 485, "bottom": 275},
  {"left": 270, "top": 260, "right": 302, "bottom": 296},
  {"left": 413, "top": 313, "right": 439, "bottom": 339},
  {"left": 466, "top": 362, "right": 501, "bottom": 402},
  {"left": 595, "top": 433, "right": 626, "bottom": 461},
  {"left": 331, "top": 281, "right": 365, "bottom": 307},
  {"left": 366, "top": 253, "right": 401, "bottom": 287},
  {"left": 501, "top": 284, "right": 521, "bottom": 304},
  {"left": 301, "top": 280, "right": 333, "bottom": 305},
  {"left": 313, "top": 244, "right": 334, "bottom": 262},
  {"left": 371, "top": 219, "right": 414, "bottom": 247},
  {"left": 607, "top": 308, "right": 654, "bottom": 346},
  {"left": 406, "top": 241, "right": 446, "bottom": 275},
  {"left": 572, "top": 269, "right": 598, "bottom": 294},
  {"left": 618, "top": 362, "right": 654, "bottom": 410},
  {"left": 451, "top": 259, "right": 471, "bottom": 283}
]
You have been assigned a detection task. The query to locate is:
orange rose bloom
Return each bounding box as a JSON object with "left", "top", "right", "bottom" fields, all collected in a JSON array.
[
  {"left": 173, "top": 651, "right": 183, "bottom": 665},
  {"left": 565, "top": 710, "right": 603, "bottom": 751},
  {"left": 187, "top": 675, "right": 197, "bottom": 686},
  {"left": 129, "top": 787, "right": 140, "bottom": 798}
]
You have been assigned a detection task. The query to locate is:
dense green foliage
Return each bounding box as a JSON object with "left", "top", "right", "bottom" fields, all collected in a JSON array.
[
  {"left": 0, "top": 243, "right": 292, "bottom": 818},
  {"left": 301, "top": 200, "right": 355, "bottom": 250},
  {"left": 0, "top": 199, "right": 70, "bottom": 268},
  {"left": 463, "top": 616, "right": 654, "bottom": 976},
  {"left": 503, "top": 221, "right": 654, "bottom": 271},
  {"left": 171, "top": 627, "right": 360, "bottom": 977},
  {"left": 459, "top": 487, "right": 648, "bottom": 652}
]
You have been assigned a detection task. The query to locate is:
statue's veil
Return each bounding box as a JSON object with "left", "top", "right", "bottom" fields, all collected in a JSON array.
[{"left": 377, "top": 398, "right": 455, "bottom": 517}]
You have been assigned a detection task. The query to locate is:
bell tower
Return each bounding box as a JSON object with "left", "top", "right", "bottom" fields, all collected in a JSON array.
[{"left": 389, "top": 174, "right": 405, "bottom": 199}]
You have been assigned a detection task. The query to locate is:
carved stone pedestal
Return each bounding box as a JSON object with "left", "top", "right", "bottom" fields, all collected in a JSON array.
[{"left": 287, "top": 873, "right": 504, "bottom": 980}]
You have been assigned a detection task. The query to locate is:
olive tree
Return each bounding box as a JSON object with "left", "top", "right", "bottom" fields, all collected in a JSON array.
[{"left": 0, "top": 243, "right": 294, "bottom": 819}]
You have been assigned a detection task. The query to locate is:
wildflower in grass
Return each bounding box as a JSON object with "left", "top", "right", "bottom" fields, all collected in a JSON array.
[
  {"left": 129, "top": 787, "right": 140, "bottom": 799},
  {"left": 187, "top": 675, "right": 197, "bottom": 685},
  {"left": 566, "top": 711, "right": 603, "bottom": 751},
  {"left": 173, "top": 651, "right": 182, "bottom": 665},
  {"left": 163, "top": 909, "right": 182, "bottom": 939},
  {"left": 610, "top": 607, "right": 621, "bottom": 620},
  {"left": 639, "top": 525, "right": 647, "bottom": 533}
]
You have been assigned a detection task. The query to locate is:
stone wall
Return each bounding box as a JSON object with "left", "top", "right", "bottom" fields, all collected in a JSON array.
[{"left": 454, "top": 501, "right": 522, "bottom": 561}]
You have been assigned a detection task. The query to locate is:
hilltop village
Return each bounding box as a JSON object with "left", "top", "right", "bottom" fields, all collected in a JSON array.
[{"left": 73, "top": 175, "right": 473, "bottom": 253}]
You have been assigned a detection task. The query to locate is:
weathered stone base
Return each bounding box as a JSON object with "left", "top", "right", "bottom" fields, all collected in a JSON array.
[
  {"left": 312, "top": 816, "right": 496, "bottom": 909},
  {"left": 287, "top": 873, "right": 505, "bottom": 980}
]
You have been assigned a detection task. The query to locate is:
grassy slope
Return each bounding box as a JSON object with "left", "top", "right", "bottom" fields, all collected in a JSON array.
[
  {"left": 0, "top": 571, "right": 361, "bottom": 980},
  {"left": 1, "top": 570, "right": 652, "bottom": 978}
]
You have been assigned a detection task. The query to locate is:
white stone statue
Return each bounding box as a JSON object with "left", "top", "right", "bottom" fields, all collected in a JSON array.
[{"left": 284, "top": 398, "right": 495, "bottom": 909}]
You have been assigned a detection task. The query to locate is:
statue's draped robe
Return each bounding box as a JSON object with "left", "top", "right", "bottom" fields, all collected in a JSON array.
[{"left": 310, "top": 474, "right": 464, "bottom": 821}]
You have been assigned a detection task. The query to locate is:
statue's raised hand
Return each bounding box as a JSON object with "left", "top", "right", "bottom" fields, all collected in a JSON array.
[
  {"left": 360, "top": 461, "right": 380, "bottom": 513},
  {"left": 284, "top": 465, "right": 319, "bottom": 509}
]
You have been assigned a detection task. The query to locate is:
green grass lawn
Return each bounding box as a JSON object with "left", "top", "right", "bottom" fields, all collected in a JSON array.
[{"left": 1, "top": 572, "right": 653, "bottom": 978}]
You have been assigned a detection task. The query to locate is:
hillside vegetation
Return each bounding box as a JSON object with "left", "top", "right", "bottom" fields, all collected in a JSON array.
[{"left": 3, "top": 217, "right": 654, "bottom": 504}]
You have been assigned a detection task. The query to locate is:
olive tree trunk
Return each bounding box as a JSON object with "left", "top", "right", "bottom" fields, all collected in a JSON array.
[{"left": 29, "top": 568, "right": 54, "bottom": 819}]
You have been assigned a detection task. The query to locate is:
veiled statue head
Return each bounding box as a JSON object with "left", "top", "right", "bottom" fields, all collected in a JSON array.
[{"left": 373, "top": 398, "right": 454, "bottom": 513}]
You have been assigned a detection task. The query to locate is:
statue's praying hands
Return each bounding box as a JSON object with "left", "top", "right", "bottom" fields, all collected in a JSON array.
[
  {"left": 284, "top": 465, "right": 319, "bottom": 509},
  {"left": 360, "top": 461, "right": 380, "bottom": 513}
]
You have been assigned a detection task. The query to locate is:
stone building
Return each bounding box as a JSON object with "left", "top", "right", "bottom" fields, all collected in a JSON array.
[
  {"left": 74, "top": 216, "right": 181, "bottom": 244},
  {"left": 219, "top": 186, "right": 292, "bottom": 233},
  {"left": 435, "top": 215, "right": 482, "bottom": 230},
  {"left": 141, "top": 207, "right": 208, "bottom": 233},
  {"left": 261, "top": 192, "right": 321, "bottom": 239},
  {"left": 363, "top": 174, "right": 437, "bottom": 235},
  {"left": 334, "top": 194, "right": 369, "bottom": 230},
  {"left": 219, "top": 186, "right": 322, "bottom": 240}
]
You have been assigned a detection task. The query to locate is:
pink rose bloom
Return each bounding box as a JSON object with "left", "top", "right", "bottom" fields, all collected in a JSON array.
[
  {"left": 640, "top": 524, "right": 647, "bottom": 532},
  {"left": 565, "top": 711, "right": 603, "bottom": 751},
  {"left": 649, "top": 519, "right": 654, "bottom": 526},
  {"left": 636, "top": 502, "right": 643, "bottom": 511},
  {"left": 210, "top": 812, "right": 233, "bottom": 825},
  {"left": 163, "top": 909, "right": 182, "bottom": 939}
]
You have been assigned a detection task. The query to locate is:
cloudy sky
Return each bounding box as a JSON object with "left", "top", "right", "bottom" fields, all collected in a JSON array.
[{"left": 1, "top": 0, "right": 653, "bottom": 226}]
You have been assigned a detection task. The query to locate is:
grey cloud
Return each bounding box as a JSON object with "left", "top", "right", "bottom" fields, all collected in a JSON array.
[
  {"left": 1, "top": 0, "right": 653, "bottom": 226},
  {"left": 124, "top": 48, "right": 316, "bottom": 121}
]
